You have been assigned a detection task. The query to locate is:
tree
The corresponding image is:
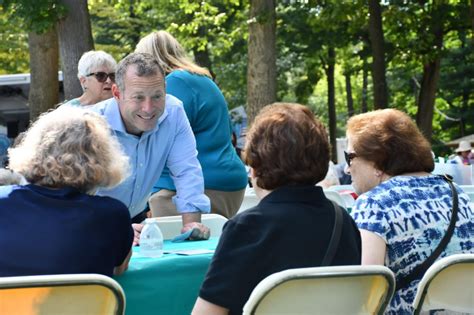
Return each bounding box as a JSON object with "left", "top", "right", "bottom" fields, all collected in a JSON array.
[
  {"left": 1, "top": 0, "right": 65, "bottom": 121},
  {"left": 247, "top": 0, "right": 276, "bottom": 123},
  {"left": 324, "top": 46, "right": 337, "bottom": 161},
  {"left": 368, "top": 0, "right": 388, "bottom": 109},
  {"left": 57, "top": 0, "right": 94, "bottom": 100},
  {"left": 28, "top": 28, "right": 59, "bottom": 120}
]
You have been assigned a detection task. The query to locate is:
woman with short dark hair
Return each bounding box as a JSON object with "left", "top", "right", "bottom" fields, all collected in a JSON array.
[
  {"left": 0, "top": 106, "right": 133, "bottom": 277},
  {"left": 192, "top": 103, "right": 361, "bottom": 315},
  {"left": 346, "top": 108, "right": 473, "bottom": 314}
]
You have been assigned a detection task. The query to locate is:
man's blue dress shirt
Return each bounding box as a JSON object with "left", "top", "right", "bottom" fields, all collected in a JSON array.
[{"left": 92, "top": 95, "right": 210, "bottom": 218}]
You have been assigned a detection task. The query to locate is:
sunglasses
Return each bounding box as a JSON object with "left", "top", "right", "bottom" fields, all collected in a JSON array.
[
  {"left": 87, "top": 72, "right": 115, "bottom": 83},
  {"left": 344, "top": 151, "right": 357, "bottom": 167}
]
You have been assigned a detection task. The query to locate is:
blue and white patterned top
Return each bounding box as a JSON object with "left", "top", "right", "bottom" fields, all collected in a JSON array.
[{"left": 351, "top": 175, "right": 473, "bottom": 314}]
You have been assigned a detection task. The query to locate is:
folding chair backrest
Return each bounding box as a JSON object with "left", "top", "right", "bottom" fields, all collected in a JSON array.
[
  {"left": 459, "top": 185, "right": 474, "bottom": 202},
  {"left": 237, "top": 187, "right": 259, "bottom": 214},
  {"left": 0, "top": 273, "right": 125, "bottom": 315},
  {"left": 323, "top": 190, "right": 350, "bottom": 209},
  {"left": 155, "top": 213, "right": 228, "bottom": 239},
  {"left": 412, "top": 254, "right": 474, "bottom": 314},
  {"left": 243, "top": 265, "right": 395, "bottom": 315}
]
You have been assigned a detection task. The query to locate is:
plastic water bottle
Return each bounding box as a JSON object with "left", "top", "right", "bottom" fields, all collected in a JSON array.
[{"left": 140, "top": 218, "right": 163, "bottom": 258}]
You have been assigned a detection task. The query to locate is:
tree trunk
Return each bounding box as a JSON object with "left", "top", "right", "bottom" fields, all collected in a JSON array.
[
  {"left": 471, "top": 0, "right": 474, "bottom": 34},
  {"left": 416, "top": 59, "right": 441, "bottom": 142},
  {"left": 57, "top": 0, "right": 94, "bottom": 101},
  {"left": 193, "top": 26, "right": 215, "bottom": 79},
  {"left": 345, "top": 72, "right": 354, "bottom": 117},
  {"left": 368, "top": 0, "right": 388, "bottom": 109},
  {"left": 362, "top": 58, "right": 369, "bottom": 113},
  {"left": 247, "top": 0, "right": 276, "bottom": 124},
  {"left": 28, "top": 28, "right": 59, "bottom": 121},
  {"left": 416, "top": 5, "right": 444, "bottom": 143},
  {"left": 325, "top": 47, "right": 337, "bottom": 163}
]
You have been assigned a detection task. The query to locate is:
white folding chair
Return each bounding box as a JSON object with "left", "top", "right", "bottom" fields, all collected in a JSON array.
[
  {"left": 459, "top": 185, "right": 474, "bottom": 202},
  {"left": 323, "top": 189, "right": 353, "bottom": 210},
  {"left": 154, "top": 213, "right": 228, "bottom": 239},
  {"left": 0, "top": 273, "right": 125, "bottom": 315},
  {"left": 327, "top": 184, "right": 355, "bottom": 192},
  {"left": 243, "top": 265, "right": 395, "bottom": 315},
  {"left": 412, "top": 253, "right": 474, "bottom": 315},
  {"left": 237, "top": 186, "right": 259, "bottom": 214}
]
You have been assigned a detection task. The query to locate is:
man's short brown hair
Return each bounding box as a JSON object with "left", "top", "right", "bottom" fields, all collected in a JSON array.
[{"left": 243, "top": 103, "right": 330, "bottom": 190}]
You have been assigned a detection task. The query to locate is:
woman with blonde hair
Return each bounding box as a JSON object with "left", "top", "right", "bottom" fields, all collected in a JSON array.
[
  {"left": 346, "top": 108, "right": 473, "bottom": 314},
  {"left": 136, "top": 30, "right": 247, "bottom": 219},
  {"left": 0, "top": 106, "right": 133, "bottom": 277}
]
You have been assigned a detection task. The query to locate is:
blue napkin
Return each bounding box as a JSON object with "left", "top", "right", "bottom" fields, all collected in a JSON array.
[{"left": 171, "top": 228, "right": 198, "bottom": 242}]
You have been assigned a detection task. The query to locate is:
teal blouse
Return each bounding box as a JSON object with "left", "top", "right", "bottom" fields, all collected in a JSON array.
[{"left": 154, "top": 70, "right": 247, "bottom": 192}]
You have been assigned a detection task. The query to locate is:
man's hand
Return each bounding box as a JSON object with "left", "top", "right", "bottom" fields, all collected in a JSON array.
[
  {"left": 181, "top": 212, "right": 211, "bottom": 240},
  {"left": 181, "top": 222, "right": 210, "bottom": 240},
  {"left": 132, "top": 223, "right": 144, "bottom": 246}
]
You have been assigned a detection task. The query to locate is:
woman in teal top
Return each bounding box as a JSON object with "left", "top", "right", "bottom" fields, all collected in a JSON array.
[{"left": 136, "top": 30, "right": 248, "bottom": 218}]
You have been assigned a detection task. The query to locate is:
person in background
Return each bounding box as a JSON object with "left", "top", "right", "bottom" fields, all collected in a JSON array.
[
  {"left": 192, "top": 103, "right": 361, "bottom": 315},
  {"left": 345, "top": 109, "right": 473, "bottom": 314},
  {"left": 449, "top": 140, "right": 473, "bottom": 165},
  {"left": 135, "top": 30, "right": 247, "bottom": 219},
  {"left": 63, "top": 50, "right": 117, "bottom": 106},
  {"left": 92, "top": 52, "right": 211, "bottom": 242},
  {"left": 0, "top": 107, "right": 133, "bottom": 277}
]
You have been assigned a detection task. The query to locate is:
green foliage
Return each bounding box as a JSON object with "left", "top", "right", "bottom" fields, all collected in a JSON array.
[
  {"left": 0, "top": 0, "right": 473, "bottom": 147},
  {"left": 1, "top": 0, "right": 66, "bottom": 33},
  {"left": 0, "top": 7, "right": 29, "bottom": 74}
]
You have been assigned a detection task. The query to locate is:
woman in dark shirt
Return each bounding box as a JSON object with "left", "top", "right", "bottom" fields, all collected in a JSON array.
[
  {"left": 193, "top": 103, "right": 361, "bottom": 315},
  {"left": 0, "top": 106, "right": 133, "bottom": 277}
]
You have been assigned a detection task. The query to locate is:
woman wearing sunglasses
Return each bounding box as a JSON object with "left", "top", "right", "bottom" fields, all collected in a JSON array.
[
  {"left": 345, "top": 109, "right": 473, "bottom": 314},
  {"left": 63, "top": 50, "right": 117, "bottom": 107}
]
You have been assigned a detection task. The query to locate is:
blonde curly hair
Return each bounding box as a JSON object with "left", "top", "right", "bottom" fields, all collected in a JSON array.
[{"left": 8, "top": 107, "right": 129, "bottom": 193}]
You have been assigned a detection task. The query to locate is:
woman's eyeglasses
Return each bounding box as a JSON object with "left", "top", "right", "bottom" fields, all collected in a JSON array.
[
  {"left": 87, "top": 72, "right": 115, "bottom": 83},
  {"left": 344, "top": 151, "right": 357, "bottom": 167}
]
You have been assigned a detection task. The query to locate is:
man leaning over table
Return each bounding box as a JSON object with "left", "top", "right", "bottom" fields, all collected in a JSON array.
[{"left": 92, "top": 52, "right": 211, "bottom": 243}]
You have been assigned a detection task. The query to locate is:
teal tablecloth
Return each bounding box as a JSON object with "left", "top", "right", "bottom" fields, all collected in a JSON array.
[{"left": 114, "top": 237, "right": 219, "bottom": 315}]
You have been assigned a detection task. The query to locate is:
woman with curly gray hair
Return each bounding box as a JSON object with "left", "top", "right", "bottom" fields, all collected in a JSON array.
[{"left": 0, "top": 106, "right": 133, "bottom": 277}]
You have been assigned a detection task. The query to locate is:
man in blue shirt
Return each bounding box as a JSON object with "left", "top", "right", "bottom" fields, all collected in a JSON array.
[{"left": 93, "top": 52, "right": 211, "bottom": 242}]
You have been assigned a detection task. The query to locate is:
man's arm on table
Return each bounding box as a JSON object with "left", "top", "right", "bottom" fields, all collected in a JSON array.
[{"left": 167, "top": 105, "right": 211, "bottom": 239}]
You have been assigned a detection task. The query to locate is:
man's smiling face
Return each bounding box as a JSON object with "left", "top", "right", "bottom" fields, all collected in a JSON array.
[{"left": 113, "top": 65, "right": 165, "bottom": 136}]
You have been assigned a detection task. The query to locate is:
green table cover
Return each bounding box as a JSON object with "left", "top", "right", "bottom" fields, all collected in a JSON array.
[{"left": 115, "top": 237, "right": 219, "bottom": 315}]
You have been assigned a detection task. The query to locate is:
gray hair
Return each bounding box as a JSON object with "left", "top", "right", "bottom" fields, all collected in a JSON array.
[
  {"left": 8, "top": 106, "right": 130, "bottom": 193},
  {"left": 77, "top": 50, "right": 117, "bottom": 79},
  {"left": 115, "top": 52, "right": 165, "bottom": 92}
]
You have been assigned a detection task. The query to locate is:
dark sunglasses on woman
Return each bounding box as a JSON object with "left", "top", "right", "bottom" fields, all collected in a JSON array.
[
  {"left": 87, "top": 72, "right": 115, "bottom": 83},
  {"left": 344, "top": 151, "right": 357, "bottom": 167}
]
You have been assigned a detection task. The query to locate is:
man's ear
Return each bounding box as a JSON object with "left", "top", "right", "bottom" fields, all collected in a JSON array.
[{"left": 112, "top": 84, "right": 121, "bottom": 100}]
